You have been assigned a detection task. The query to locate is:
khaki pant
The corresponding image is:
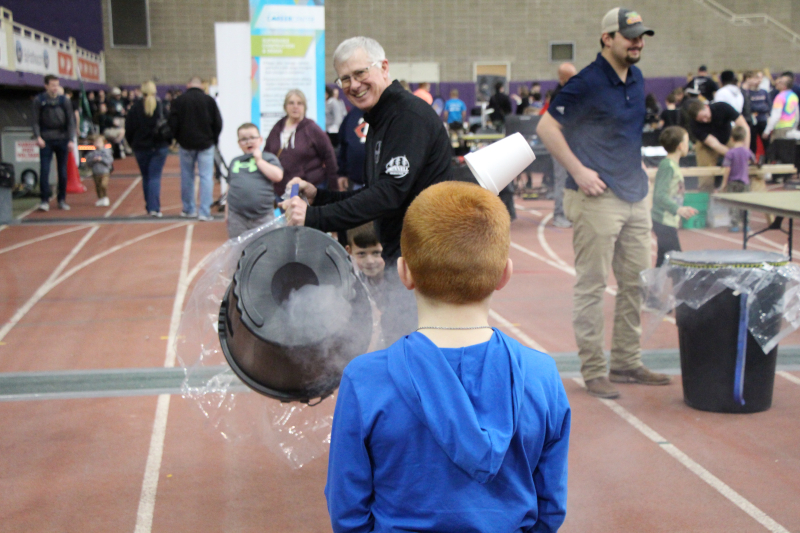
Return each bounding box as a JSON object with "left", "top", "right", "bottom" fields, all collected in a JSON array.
[
  {"left": 564, "top": 188, "right": 652, "bottom": 381},
  {"left": 93, "top": 173, "right": 109, "bottom": 198},
  {"left": 695, "top": 141, "right": 720, "bottom": 193}
]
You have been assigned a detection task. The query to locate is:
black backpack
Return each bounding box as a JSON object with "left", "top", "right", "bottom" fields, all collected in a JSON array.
[{"left": 153, "top": 100, "right": 172, "bottom": 143}]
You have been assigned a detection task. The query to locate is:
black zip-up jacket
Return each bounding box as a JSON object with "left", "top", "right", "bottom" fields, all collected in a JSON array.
[
  {"left": 305, "top": 80, "right": 453, "bottom": 263},
  {"left": 167, "top": 87, "right": 222, "bottom": 150},
  {"left": 125, "top": 99, "right": 171, "bottom": 151}
]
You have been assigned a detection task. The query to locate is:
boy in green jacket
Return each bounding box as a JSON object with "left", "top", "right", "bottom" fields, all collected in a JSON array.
[{"left": 651, "top": 126, "right": 698, "bottom": 267}]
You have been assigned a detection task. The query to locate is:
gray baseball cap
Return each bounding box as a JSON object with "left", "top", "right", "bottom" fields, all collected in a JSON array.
[{"left": 601, "top": 7, "right": 654, "bottom": 39}]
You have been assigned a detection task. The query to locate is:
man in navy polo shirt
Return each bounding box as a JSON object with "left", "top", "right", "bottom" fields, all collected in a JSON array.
[{"left": 537, "top": 7, "right": 670, "bottom": 399}]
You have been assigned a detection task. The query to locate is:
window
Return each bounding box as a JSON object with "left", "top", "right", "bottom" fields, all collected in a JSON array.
[
  {"left": 109, "top": 0, "right": 150, "bottom": 48},
  {"left": 549, "top": 42, "right": 575, "bottom": 63}
]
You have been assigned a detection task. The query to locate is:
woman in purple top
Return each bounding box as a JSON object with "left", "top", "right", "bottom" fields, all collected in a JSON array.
[{"left": 264, "top": 89, "right": 339, "bottom": 197}]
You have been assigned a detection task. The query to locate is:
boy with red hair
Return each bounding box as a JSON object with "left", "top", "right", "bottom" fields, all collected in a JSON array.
[{"left": 326, "top": 181, "right": 571, "bottom": 532}]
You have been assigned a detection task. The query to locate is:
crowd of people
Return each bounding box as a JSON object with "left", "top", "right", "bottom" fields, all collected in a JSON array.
[
  {"left": 32, "top": 74, "right": 222, "bottom": 218},
  {"left": 644, "top": 66, "right": 800, "bottom": 161},
  {"left": 30, "top": 3, "right": 800, "bottom": 530}
]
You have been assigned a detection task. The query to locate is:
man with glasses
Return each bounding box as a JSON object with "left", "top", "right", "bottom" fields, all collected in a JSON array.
[{"left": 283, "top": 36, "right": 453, "bottom": 344}]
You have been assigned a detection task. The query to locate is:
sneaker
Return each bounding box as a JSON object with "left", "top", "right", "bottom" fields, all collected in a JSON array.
[
  {"left": 585, "top": 377, "right": 620, "bottom": 399},
  {"left": 197, "top": 214, "right": 214, "bottom": 222},
  {"left": 728, "top": 226, "right": 740, "bottom": 233},
  {"left": 180, "top": 211, "right": 197, "bottom": 218},
  {"left": 58, "top": 201, "right": 70, "bottom": 211},
  {"left": 552, "top": 216, "right": 572, "bottom": 228},
  {"left": 148, "top": 211, "right": 163, "bottom": 218},
  {"left": 37, "top": 202, "right": 50, "bottom": 212},
  {"left": 609, "top": 366, "right": 671, "bottom": 385},
  {"left": 95, "top": 197, "right": 110, "bottom": 207}
]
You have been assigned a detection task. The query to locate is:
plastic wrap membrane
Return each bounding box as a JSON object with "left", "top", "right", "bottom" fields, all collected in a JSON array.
[
  {"left": 641, "top": 250, "right": 800, "bottom": 353},
  {"left": 178, "top": 216, "right": 370, "bottom": 468}
]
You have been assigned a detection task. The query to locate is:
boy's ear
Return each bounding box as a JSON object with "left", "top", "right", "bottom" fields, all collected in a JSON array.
[
  {"left": 397, "top": 257, "right": 415, "bottom": 290},
  {"left": 345, "top": 244, "right": 351, "bottom": 254},
  {"left": 495, "top": 258, "right": 513, "bottom": 291}
]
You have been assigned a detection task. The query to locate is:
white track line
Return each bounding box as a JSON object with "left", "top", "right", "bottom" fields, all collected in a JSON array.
[
  {"left": 522, "top": 209, "right": 670, "bottom": 323},
  {"left": 777, "top": 371, "right": 800, "bottom": 386},
  {"left": 489, "top": 309, "right": 547, "bottom": 352},
  {"left": 52, "top": 223, "right": 186, "bottom": 287},
  {"left": 537, "top": 212, "right": 571, "bottom": 268},
  {"left": 134, "top": 394, "right": 170, "bottom": 533},
  {"left": 514, "top": 229, "right": 675, "bottom": 325},
  {"left": 163, "top": 225, "right": 194, "bottom": 369},
  {"left": 0, "top": 225, "right": 99, "bottom": 344},
  {"left": 691, "top": 228, "right": 798, "bottom": 257},
  {"left": 572, "top": 377, "right": 790, "bottom": 533},
  {"left": 16, "top": 205, "right": 38, "bottom": 221},
  {"left": 105, "top": 176, "right": 141, "bottom": 218},
  {"left": 135, "top": 224, "right": 195, "bottom": 533},
  {"left": 0, "top": 225, "right": 93, "bottom": 255},
  {"left": 510, "top": 241, "right": 576, "bottom": 276},
  {"left": 514, "top": 203, "right": 542, "bottom": 217},
  {"left": 510, "top": 241, "right": 623, "bottom": 298},
  {"left": 0, "top": 223, "right": 187, "bottom": 344},
  {"left": 0, "top": 204, "right": 40, "bottom": 233}
]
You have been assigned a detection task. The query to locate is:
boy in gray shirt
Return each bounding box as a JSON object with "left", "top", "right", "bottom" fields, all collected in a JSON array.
[{"left": 226, "top": 123, "right": 284, "bottom": 239}]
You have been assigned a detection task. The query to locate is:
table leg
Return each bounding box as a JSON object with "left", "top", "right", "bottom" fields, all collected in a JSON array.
[
  {"left": 743, "top": 210, "right": 748, "bottom": 250},
  {"left": 789, "top": 218, "right": 794, "bottom": 261}
]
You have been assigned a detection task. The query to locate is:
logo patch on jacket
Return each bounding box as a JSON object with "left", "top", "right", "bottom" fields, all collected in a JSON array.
[{"left": 385, "top": 156, "right": 410, "bottom": 178}]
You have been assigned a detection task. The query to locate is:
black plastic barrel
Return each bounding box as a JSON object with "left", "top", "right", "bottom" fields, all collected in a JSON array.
[
  {"left": 668, "top": 250, "right": 788, "bottom": 413},
  {"left": 218, "top": 226, "right": 372, "bottom": 403}
]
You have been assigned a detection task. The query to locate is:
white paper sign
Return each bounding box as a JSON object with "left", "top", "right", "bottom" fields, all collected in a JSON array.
[
  {"left": 14, "top": 36, "right": 58, "bottom": 76},
  {"left": 15, "top": 140, "right": 40, "bottom": 163}
]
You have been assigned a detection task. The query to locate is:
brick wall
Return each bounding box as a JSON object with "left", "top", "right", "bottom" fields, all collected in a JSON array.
[
  {"left": 102, "top": 0, "right": 248, "bottom": 85},
  {"left": 102, "top": 0, "right": 800, "bottom": 86}
]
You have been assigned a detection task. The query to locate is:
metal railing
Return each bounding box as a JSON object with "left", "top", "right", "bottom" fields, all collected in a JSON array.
[
  {"left": 0, "top": 6, "right": 106, "bottom": 83},
  {"left": 695, "top": 0, "right": 800, "bottom": 47}
]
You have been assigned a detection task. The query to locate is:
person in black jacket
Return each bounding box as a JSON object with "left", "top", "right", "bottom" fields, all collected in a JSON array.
[
  {"left": 283, "top": 36, "right": 453, "bottom": 345},
  {"left": 168, "top": 76, "right": 222, "bottom": 220},
  {"left": 32, "top": 75, "right": 75, "bottom": 211},
  {"left": 488, "top": 82, "right": 512, "bottom": 129},
  {"left": 336, "top": 106, "right": 366, "bottom": 192},
  {"left": 126, "top": 81, "right": 171, "bottom": 217}
]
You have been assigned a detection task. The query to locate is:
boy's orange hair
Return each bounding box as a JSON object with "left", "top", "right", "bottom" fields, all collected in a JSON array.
[{"left": 401, "top": 181, "right": 510, "bottom": 304}]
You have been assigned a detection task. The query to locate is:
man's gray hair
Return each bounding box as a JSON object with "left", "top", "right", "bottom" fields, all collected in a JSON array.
[{"left": 333, "top": 37, "right": 386, "bottom": 68}]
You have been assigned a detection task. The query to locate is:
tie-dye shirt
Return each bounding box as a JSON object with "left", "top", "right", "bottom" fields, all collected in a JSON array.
[{"left": 772, "top": 90, "right": 799, "bottom": 129}]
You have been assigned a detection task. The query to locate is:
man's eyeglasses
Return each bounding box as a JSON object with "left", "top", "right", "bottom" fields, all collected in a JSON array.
[
  {"left": 335, "top": 61, "right": 382, "bottom": 88},
  {"left": 238, "top": 136, "right": 260, "bottom": 143}
]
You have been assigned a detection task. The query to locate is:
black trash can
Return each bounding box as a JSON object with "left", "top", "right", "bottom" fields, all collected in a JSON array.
[{"left": 668, "top": 250, "right": 789, "bottom": 413}]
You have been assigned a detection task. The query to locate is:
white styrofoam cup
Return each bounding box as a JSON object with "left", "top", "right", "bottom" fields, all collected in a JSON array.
[{"left": 464, "top": 132, "right": 536, "bottom": 195}]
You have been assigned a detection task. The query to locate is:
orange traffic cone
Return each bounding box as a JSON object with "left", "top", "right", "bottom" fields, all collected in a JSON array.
[{"left": 66, "top": 150, "right": 86, "bottom": 193}]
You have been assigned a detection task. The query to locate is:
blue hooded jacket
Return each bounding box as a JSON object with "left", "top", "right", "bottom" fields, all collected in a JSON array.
[{"left": 325, "top": 329, "right": 571, "bottom": 532}]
